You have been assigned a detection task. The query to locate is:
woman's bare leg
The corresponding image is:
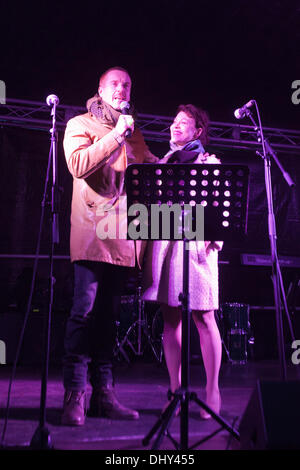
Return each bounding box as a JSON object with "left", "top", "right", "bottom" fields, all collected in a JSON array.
[
  {"left": 193, "top": 309, "right": 222, "bottom": 417},
  {"left": 161, "top": 304, "right": 182, "bottom": 393}
]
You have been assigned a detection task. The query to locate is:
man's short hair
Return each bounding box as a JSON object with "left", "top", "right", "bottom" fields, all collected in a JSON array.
[
  {"left": 99, "top": 66, "right": 131, "bottom": 87},
  {"left": 177, "top": 104, "right": 210, "bottom": 146}
]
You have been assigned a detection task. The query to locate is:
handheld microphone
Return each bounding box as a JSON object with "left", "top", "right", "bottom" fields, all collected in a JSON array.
[
  {"left": 234, "top": 99, "right": 255, "bottom": 119},
  {"left": 46, "top": 94, "right": 60, "bottom": 106},
  {"left": 120, "top": 101, "right": 132, "bottom": 138}
]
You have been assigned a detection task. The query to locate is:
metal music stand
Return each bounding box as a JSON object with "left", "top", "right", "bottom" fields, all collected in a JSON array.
[{"left": 125, "top": 163, "right": 249, "bottom": 450}]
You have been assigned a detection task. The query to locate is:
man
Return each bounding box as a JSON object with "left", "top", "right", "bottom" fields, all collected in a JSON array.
[{"left": 62, "top": 67, "right": 157, "bottom": 426}]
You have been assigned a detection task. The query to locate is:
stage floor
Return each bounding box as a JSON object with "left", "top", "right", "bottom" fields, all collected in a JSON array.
[{"left": 0, "top": 359, "right": 299, "bottom": 451}]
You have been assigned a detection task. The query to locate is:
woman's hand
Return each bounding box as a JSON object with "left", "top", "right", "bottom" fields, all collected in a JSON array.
[
  {"left": 199, "top": 152, "right": 220, "bottom": 163},
  {"left": 205, "top": 241, "right": 223, "bottom": 255}
]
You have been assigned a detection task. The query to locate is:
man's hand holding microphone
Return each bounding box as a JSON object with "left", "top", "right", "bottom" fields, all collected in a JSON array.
[{"left": 114, "top": 101, "right": 134, "bottom": 142}]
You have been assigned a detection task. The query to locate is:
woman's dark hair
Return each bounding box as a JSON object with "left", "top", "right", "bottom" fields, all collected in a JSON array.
[{"left": 177, "top": 104, "right": 210, "bottom": 146}]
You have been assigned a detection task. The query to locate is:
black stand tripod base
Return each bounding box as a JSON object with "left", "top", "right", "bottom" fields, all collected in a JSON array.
[
  {"left": 143, "top": 389, "right": 240, "bottom": 450},
  {"left": 142, "top": 391, "right": 182, "bottom": 450},
  {"left": 30, "top": 425, "right": 53, "bottom": 450}
]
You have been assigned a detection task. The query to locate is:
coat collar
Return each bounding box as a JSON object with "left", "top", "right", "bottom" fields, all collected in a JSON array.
[{"left": 86, "top": 95, "right": 121, "bottom": 126}]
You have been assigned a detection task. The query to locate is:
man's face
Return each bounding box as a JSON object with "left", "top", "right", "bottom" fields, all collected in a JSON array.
[
  {"left": 98, "top": 70, "right": 132, "bottom": 111},
  {"left": 170, "top": 111, "right": 202, "bottom": 146}
]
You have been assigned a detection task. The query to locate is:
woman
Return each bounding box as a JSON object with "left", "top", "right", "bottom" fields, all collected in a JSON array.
[{"left": 142, "top": 104, "right": 222, "bottom": 419}]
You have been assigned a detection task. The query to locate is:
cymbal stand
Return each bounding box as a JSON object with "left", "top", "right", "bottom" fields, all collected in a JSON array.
[{"left": 116, "top": 287, "right": 162, "bottom": 362}]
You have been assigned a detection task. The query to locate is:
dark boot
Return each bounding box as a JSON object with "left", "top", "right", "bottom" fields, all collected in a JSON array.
[
  {"left": 61, "top": 390, "right": 86, "bottom": 426},
  {"left": 89, "top": 386, "right": 139, "bottom": 420}
]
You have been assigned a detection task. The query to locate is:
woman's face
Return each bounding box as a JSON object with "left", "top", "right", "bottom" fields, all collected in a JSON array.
[{"left": 170, "top": 111, "right": 202, "bottom": 146}]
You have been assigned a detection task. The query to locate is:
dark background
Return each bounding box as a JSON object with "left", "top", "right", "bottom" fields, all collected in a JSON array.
[
  {"left": 1, "top": 0, "right": 300, "bottom": 128},
  {"left": 1, "top": 0, "right": 300, "bottom": 362}
]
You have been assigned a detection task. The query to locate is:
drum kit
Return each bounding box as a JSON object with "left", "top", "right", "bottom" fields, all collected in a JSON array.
[
  {"left": 114, "top": 288, "right": 254, "bottom": 365},
  {"left": 114, "top": 287, "right": 164, "bottom": 364}
]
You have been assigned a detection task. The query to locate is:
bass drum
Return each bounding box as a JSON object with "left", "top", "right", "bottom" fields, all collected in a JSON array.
[
  {"left": 117, "top": 294, "right": 136, "bottom": 339},
  {"left": 151, "top": 306, "right": 164, "bottom": 344},
  {"left": 144, "top": 303, "right": 164, "bottom": 364},
  {"left": 149, "top": 304, "right": 203, "bottom": 362}
]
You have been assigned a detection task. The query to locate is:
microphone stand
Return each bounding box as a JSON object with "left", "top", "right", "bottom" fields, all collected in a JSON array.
[
  {"left": 30, "top": 98, "right": 60, "bottom": 449},
  {"left": 245, "top": 104, "right": 295, "bottom": 381}
]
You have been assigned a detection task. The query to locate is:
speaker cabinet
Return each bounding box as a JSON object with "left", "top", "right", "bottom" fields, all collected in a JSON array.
[{"left": 239, "top": 380, "right": 300, "bottom": 449}]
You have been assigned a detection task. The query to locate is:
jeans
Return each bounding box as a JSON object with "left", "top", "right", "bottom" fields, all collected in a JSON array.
[{"left": 63, "top": 260, "right": 130, "bottom": 391}]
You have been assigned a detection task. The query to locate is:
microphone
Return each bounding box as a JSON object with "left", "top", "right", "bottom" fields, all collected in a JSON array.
[
  {"left": 120, "top": 101, "right": 132, "bottom": 138},
  {"left": 46, "top": 94, "right": 60, "bottom": 106},
  {"left": 234, "top": 99, "right": 255, "bottom": 119}
]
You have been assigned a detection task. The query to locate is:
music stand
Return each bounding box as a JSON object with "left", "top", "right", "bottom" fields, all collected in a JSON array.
[{"left": 125, "top": 163, "right": 249, "bottom": 450}]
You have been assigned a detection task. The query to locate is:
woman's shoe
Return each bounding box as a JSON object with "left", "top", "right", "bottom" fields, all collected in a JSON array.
[{"left": 200, "top": 390, "right": 221, "bottom": 420}]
